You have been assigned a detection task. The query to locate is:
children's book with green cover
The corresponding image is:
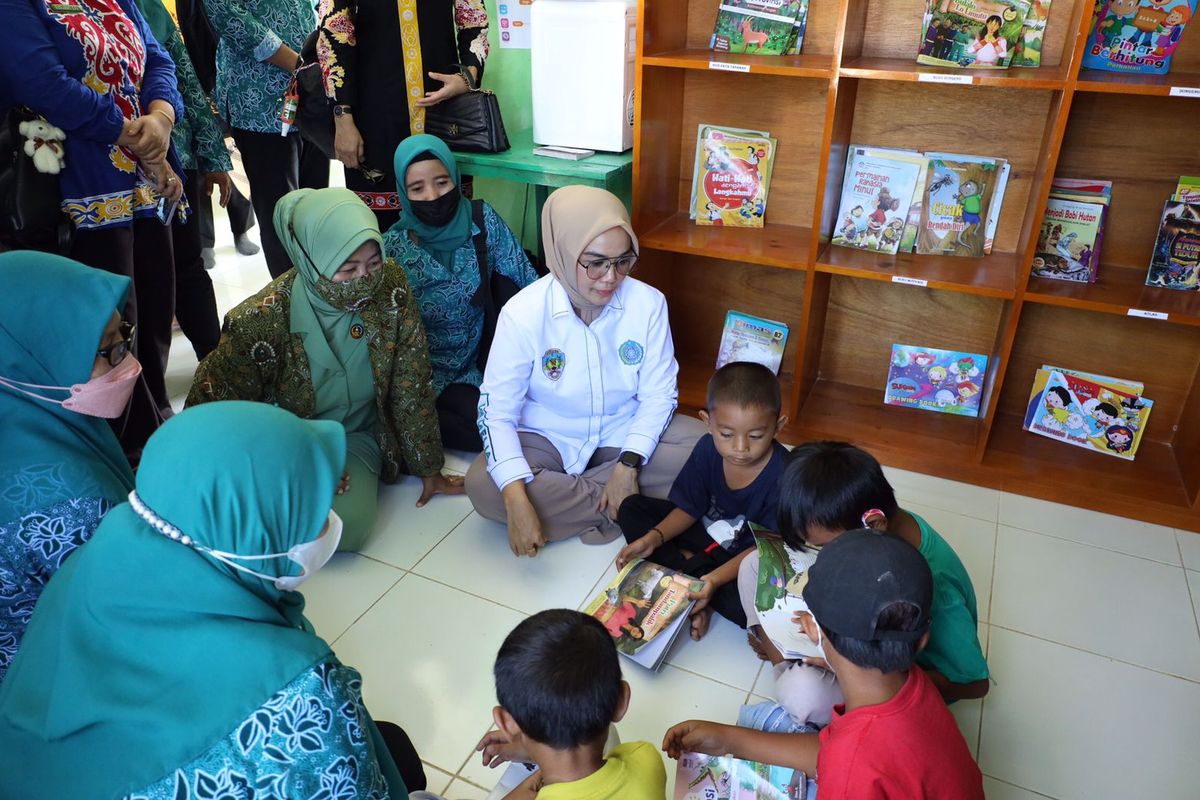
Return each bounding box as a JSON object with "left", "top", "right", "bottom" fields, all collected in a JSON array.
[
  {"left": 783, "top": 0, "right": 810, "bottom": 54},
  {"left": 753, "top": 532, "right": 820, "bottom": 661},
  {"left": 915, "top": 159, "right": 998, "bottom": 257},
  {"left": 710, "top": 0, "right": 803, "bottom": 55},
  {"left": 917, "top": 0, "right": 1033, "bottom": 69},
  {"left": 1012, "top": 0, "right": 1052, "bottom": 66}
]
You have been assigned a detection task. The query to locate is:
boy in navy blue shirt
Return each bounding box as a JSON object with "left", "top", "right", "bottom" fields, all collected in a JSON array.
[{"left": 617, "top": 362, "right": 789, "bottom": 639}]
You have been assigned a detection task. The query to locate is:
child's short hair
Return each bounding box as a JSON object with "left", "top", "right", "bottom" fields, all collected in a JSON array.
[
  {"left": 494, "top": 609, "right": 621, "bottom": 749},
  {"left": 706, "top": 361, "right": 781, "bottom": 416},
  {"left": 777, "top": 441, "right": 899, "bottom": 550}
]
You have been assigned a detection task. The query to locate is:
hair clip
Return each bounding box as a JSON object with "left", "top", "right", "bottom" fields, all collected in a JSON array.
[{"left": 861, "top": 508, "right": 887, "bottom": 528}]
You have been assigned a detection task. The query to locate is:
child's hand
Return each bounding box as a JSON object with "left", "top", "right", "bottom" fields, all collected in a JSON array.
[
  {"left": 476, "top": 730, "right": 532, "bottom": 769},
  {"left": 616, "top": 534, "right": 656, "bottom": 569},
  {"left": 688, "top": 575, "right": 717, "bottom": 614},
  {"left": 662, "top": 720, "right": 734, "bottom": 760}
]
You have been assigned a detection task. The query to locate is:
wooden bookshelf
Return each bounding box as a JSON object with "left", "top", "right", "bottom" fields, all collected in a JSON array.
[{"left": 632, "top": 0, "right": 1200, "bottom": 532}]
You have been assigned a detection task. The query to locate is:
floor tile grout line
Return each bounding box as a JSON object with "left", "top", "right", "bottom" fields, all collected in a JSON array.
[
  {"left": 987, "top": 623, "right": 1200, "bottom": 685},
  {"left": 982, "top": 772, "right": 1059, "bottom": 799},
  {"left": 996, "top": 519, "right": 1182, "bottom": 568},
  {"left": 1177, "top": 537, "right": 1200, "bottom": 644},
  {"left": 656, "top": 659, "right": 764, "bottom": 696},
  {"left": 451, "top": 721, "right": 504, "bottom": 787},
  {"left": 973, "top": 622, "right": 991, "bottom": 762},
  {"left": 404, "top": 509, "right": 482, "bottom": 574},
  {"left": 899, "top": 496, "right": 1000, "bottom": 525},
  {"left": 327, "top": 573, "right": 407, "bottom": 648}
]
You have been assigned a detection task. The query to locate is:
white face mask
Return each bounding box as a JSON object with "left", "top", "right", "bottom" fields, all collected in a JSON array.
[
  {"left": 130, "top": 491, "right": 342, "bottom": 591},
  {"left": 804, "top": 611, "right": 834, "bottom": 674}
]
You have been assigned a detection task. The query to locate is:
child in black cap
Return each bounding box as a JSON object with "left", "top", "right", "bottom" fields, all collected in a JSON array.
[{"left": 664, "top": 530, "right": 985, "bottom": 800}]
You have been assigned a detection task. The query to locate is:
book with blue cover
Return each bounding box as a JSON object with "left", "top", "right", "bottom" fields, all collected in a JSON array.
[
  {"left": 1082, "top": 0, "right": 1198, "bottom": 75},
  {"left": 884, "top": 345, "right": 989, "bottom": 417},
  {"left": 716, "top": 311, "right": 789, "bottom": 374}
]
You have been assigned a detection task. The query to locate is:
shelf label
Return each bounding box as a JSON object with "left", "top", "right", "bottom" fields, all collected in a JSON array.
[
  {"left": 918, "top": 72, "right": 974, "bottom": 85},
  {"left": 708, "top": 60, "right": 750, "bottom": 73},
  {"left": 891, "top": 276, "right": 929, "bottom": 287},
  {"left": 1127, "top": 308, "right": 1168, "bottom": 320},
  {"left": 1169, "top": 86, "right": 1200, "bottom": 97}
]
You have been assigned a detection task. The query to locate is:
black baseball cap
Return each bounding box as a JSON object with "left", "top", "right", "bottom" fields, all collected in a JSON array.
[{"left": 801, "top": 529, "right": 933, "bottom": 642}]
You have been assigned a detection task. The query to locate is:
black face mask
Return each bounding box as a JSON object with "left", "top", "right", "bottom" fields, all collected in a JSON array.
[{"left": 409, "top": 188, "right": 462, "bottom": 227}]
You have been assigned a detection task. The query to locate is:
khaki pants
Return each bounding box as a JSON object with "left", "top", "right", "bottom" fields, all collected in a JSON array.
[{"left": 465, "top": 415, "right": 706, "bottom": 544}]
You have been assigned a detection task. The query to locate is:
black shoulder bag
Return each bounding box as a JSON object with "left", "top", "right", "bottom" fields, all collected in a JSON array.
[
  {"left": 469, "top": 199, "right": 521, "bottom": 372},
  {"left": 426, "top": 68, "right": 510, "bottom": 154}
]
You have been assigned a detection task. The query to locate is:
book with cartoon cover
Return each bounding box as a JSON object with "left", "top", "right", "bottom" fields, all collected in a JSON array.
[
  {"left": 753, "top": 532, "right": 820, "bottom": 661},
  {"left": 915, "top": 159, "right": 998, "bottom": 257},
  {"left": 1146, "top": 200, "right": 1200, "bottom": 291},
  {"left": 692, "top": 125, "right": 778, "bottom": 228},
  {"left": 831, "top": 146, "right": 922, "bottom": 255},
  {"left": 716, "top": 311, "right": 789, "bottom": 375},
  {"left": 710, "top": 0, "right": 803, "bottom": 55},
  {"left": 1012, "top": 0, "right": 1053, "bottom": 66},
  {"left": 1033, "top": 197, "right": 1107, "bottom": 283},
  {"left": 917, "top": 0, "right": 1033, "bottom": 69},
  {"left": 584, "top": 559, "right": 700, "bottom": 671},
  {"left": 884, "top": 344, "right": 989, "bottom": 417},
  {"left": 1023, "top": 367, "right": 1153, "bottom": 460},
  {"left": 924, "top": 151, "right": 1010, "bottom": 254},
  {"left": 675, "top": 751, "right": 810, "bottom": 800},
  {"left": 783, "top": 0, "right": 811, "bottom": 54},
  {"left": 1082, "top": 0, "right": 1198, "bottom": 75}
]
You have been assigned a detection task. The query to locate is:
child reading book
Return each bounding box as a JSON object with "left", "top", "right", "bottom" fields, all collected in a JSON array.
[
  {"left": 737, "top": 441, "right": 989, "bottom": 730},
  {"left": 473, "top": 609, "right": 666, "bottom": 800},
  {"left": 616, "top": 362, "right": 790, "bottom": 639},
  {"left": 663, "top": 530, "right": 985, "bottom": 799}
]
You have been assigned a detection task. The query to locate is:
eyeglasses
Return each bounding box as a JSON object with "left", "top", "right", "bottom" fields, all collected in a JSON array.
[
  {"left": 97, "top": 322, "right": 135, "bottom": 367},
  {"left": 578, "top": 252, "right": 638, "bottom": 281}
]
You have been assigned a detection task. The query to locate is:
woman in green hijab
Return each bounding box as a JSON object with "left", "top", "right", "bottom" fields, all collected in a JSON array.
[
  {"left": 187, "top": 187, "right": 464, "bottom": 551},
  {"left": 384, "top": 134, "right": 538, "bottom": 452},
  {"left": 0, "top": 252, "right": 139, "bottom": 682},
  {"left": 0, "top": 401, "right": 427, "bottom": 798}
]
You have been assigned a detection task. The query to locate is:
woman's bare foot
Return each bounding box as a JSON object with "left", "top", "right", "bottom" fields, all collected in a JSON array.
[{"left": 690, "top": 607, "right": 713, "bottom": 640}]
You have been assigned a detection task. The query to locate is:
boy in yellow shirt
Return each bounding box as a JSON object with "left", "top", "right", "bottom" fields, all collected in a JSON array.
[{"left": 474, "top": 609, "right": 666, "bottom": 799}]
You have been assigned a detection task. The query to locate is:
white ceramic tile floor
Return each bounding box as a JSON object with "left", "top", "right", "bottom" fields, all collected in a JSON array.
[{"left": 161, "top": 240, "right": 1200, "bottom": 799}]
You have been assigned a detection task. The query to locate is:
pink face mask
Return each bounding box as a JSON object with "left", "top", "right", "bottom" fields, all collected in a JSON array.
[{"left": 0, "top": 354, "right": 142, "bottom": 418}]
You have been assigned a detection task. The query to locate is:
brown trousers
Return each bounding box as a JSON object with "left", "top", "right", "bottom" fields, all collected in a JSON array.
[{"left": 465, "top": 415, "right": 706, "bottom": 544}]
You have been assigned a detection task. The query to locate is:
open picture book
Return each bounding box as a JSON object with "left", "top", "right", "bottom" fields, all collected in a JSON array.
[
  {"left": 584, "top": 559, "right": 701, "bottom": 671},
  {"left": 753, "top": 532, "right": 820, "bottom": 661}
]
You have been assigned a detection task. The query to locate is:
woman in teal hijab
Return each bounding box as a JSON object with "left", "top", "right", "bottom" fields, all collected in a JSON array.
[
  {"left": 188, "top": 187, "right": 464, "bottom": 551},
  {"left": 0, "top": 252, "right": 138, "bottom": 681},
  {"left": 384, "top": 134, "right": 538, "bottom": 452},
  {"left": 0, "top": 401, "right": 427, "bottom": 798}
]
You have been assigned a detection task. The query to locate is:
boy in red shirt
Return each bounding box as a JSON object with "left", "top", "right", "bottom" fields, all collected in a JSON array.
[{"left": 663, "top": 530, "right": 984, "bottom": 799}]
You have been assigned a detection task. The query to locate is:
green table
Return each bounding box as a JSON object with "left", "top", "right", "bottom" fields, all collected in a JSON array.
[{"left": 453, "top": 129, "right": 632, "bottom": 258}]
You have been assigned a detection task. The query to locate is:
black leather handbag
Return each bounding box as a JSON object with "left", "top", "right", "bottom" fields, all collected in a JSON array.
[
  {"left": 0, "top": 107, "right": 70, "bottom": 253},
  {"left": 294, "top": 30, "right": 336, "bottom": 160},
  {"left": 426, "top": 69, "right": 510, "bottom": 154}
]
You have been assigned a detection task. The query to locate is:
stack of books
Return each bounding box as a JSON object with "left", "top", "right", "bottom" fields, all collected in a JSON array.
[
  {"left": 691, "top": 124, "right": 778, "bottom": 228},
  {"left": 1024, "top": 366, "right": 1153, "bottom": 461},
  {"left": 916, "top": 0, "right": 1039, "bottom": 70},
  {"left": 1146, "top": 176, "right": 1200, "bottom": 292},
  {"left": 1032, "top": 178, "right": 1112, "bottom": 284},
  {"left": 709, "top": 0, "right": 810, "bottom": 56}
]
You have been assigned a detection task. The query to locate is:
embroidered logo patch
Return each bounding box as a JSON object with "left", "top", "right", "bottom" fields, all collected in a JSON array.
[
  {"left": 618, "top": 340, "right": 644, "bottom": 366},
  {"left": 350, "top": 322, "right": 365, "bottom": 340},
  {"left": 542, "top": 348, "right": 565, "bottom": 381}
]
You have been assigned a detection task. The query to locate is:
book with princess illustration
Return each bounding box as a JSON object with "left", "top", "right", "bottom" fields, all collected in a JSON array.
[
  {"left": 884, "top": 344, "right": 989, "bottom": 417},
  {"left": 1033, "top": 178, "right": 1111, "bottom": 283},
  {"left": 1023, "top": 366, "right": 1154, "bottom": 461},
  {"left": 752, "top": 532, "right": 820, "bottom": 661},
  {"left": 832, "top": 146, "right": 923, "bottom": 255},
  {"left": 917, "top": 0, "right": 1033, "bottom": 69},
  {"left": 1082, "top": 0, "right": 1197, "bottom": 75},
  {"left": 692, "top": 124, "right": 778, "bottom": 228},
  {"left": 584, "top": 559, "right": 701, "bottom": 671},
  {"left": 1012, "top": 0, "right": 1053, "bottom": 66},
  {"left": 675, "top": 751, "right": 809, "bottom": 800},
  {"left": 710, "top": 0, "right": 805, "bottom": 55},
  {"left": 1146, "top": 199, "right": 1200, "bottom": 291},
  {"left": 915, "top": 158, "right": 999, "bottom": 257},
  {"left": 716, "top": 311, "right": 790, "bottom": 374}
]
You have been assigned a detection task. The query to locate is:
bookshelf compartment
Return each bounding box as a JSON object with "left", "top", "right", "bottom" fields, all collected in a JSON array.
[
  {"left": 1075, "top": 3, "right": 1200, "bottom": 95},
  {"left": 664, "top": 0, "right": 841, "bottom": 57}
]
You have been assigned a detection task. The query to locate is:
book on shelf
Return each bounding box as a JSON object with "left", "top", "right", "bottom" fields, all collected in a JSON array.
[
  {"left": 1012, "top": 0, "right": 1053, "bottom": 66},
  {"left": 691, "top": 124, "right": 777, "bottom": 228},
  {"left": 1082, "top": 0, "right": 1197, "bottom": 75},
  {"left": 783, "top": 0, "right": 810, "bottom": 54},
  {"left": 916, "top": 0, "right": 1033, "bottom": 70},
  {"left": 710, "top": 0, "right": 803, "bottom": 55},
  {"left": 583, "top": 559, "right": 700, "bottom": 671},
  {"left": 915, "top": 159, "right": 999, "bottom": 257},
  {"left": 1032, "top": 179, "right": 1111, "bottom": 283},
  {"left": 1174, "top": 175, "right": 1200, "bottom": 204},
  {"left": 1023, "top": 366, "right": 1154, "bottom": 461},
  {"left": 1146, "top": 199, "right": 1200, "bottom": 291},
  {"left": 675, "top": 751, "right": 810, "bottom": 800},
  {"left": 831, "top": 146, "right": 923, "bottom": 255},
  {"left": 924, "top": 151, "right": 1010, "bottom": 254},
  {"left": 884, "top": 344, "right": 989, "bottom": 417},
  {"left": 752, "top": 531, "right": 820, "bottom": 661},
  {"left": 716, "top": 311, "right": 790, "bottom": 375}
]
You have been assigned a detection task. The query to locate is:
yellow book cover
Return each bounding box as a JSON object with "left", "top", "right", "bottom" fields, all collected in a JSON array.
[{"left": 692, "top": 125, "right": 776, "bottom": 228}]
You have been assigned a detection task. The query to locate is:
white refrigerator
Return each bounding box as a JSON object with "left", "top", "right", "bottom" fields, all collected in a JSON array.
[{"left": 531, "top": 0, "right": 637, "bottom": 153}]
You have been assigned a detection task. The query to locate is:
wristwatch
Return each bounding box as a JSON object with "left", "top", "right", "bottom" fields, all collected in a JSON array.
[
  {"left": 618, "top": 451, "right": 644, "bottom": 471},
  {"left": 333, "top": 104, "right": 353, "bottom": 118}
]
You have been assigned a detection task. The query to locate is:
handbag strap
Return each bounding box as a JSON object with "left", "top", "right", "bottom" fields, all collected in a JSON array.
[
  {"left": 397, "top": 0, "right": 426, "bottom": 134},
  {"left": 471, "top": 199, "right": 490, "bottom": 310}
]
